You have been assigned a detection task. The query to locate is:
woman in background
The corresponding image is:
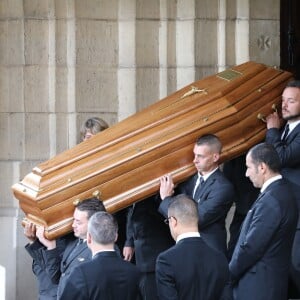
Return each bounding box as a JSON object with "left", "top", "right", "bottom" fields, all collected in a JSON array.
[
  {"left": 80, "top": 117, "right": 109, "bottom": 142},
  {"left": 79, "top": 116, "right": 129, "bottom": 258}
]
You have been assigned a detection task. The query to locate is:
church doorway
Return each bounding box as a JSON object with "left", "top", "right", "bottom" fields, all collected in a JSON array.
[{"left": 280, "top": 0, "right": 300, "bottom": 78}]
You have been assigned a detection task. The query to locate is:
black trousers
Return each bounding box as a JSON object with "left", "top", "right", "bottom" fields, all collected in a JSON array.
[{"left": 139, "top": 272, "right": 158, "bottom": 300}]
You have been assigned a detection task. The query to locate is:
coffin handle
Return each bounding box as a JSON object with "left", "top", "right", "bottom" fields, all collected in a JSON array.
[
  {"left": 92, "top": 190, "right": 101, "bottom": 199},
  {"left": 257, "top": 113, "right": 267, "bottom": 123},
  {"left": 272, "top": 104, "right": 278, "bottom": 113},
  {"left": 73, "top": 199, "right": 81, "bottom": 206}
]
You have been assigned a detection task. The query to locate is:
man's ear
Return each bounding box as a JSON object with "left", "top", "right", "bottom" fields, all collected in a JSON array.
[
  {"left": 259, "top": 162, "right": 267, "bottom": 174},
  {"left": 171, "top": 216, "right": 178, "bottom": 228},
  {"left": 213, "top": 153, "right": 220, "bottom": 162}
]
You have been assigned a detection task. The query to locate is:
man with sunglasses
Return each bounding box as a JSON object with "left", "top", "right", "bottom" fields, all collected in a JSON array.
[{"left": 156, "top": 194, "right": 229, "bottom": 300}]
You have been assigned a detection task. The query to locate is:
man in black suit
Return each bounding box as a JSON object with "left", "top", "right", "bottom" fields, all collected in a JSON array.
[
  {"left": 36, "top": 197, "right": 106, "bottom": 299},
  {"left": 159, "top": 134, "right": 235, "bottom": 256},
  {"left": 24, "top": 222, "right": 67, "bottom": 299},
  {"left": 123, "top": 196, "right": 174, "bottom": 300},
  {"left": 229, "top": 143, "right": 298, "bottom": 300},
  {"left": 59, "top": 212, "right": 141, "bottom": 300},
  {"left": 223, "top": 155, "right": 259, "bottom": 259},
  {"left": 156, "top": 194, "right": 229, "bottom": 300},
  {"left": 265, "top": 80, "right": 300, "bottom": 297}
]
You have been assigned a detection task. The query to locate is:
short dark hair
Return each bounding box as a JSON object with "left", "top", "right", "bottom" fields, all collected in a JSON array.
[
  {"left": 248, "top": 143, "right": 281, "bottom": 173},
  {"left": 88, "top": 212, "right": 118, "bottom": 245},
  {"left": 168, "top": 194, "right": 198, "bottom": 226},
  {"left": 286, "top": 80, "right": 300, "bottom": 89},
  {"left": 75, "top": 197, "right": 106, "bottom": 219},
  {"left": 195, "top": 134, "right": 222, "bottom": 153}
]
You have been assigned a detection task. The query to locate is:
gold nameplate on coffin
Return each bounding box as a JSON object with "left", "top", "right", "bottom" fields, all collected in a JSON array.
[
  {"left": 11, "top": 61, "right": 293, "bottom": 239},
  {"left": 217, "top": 69, "right": 243, "bottom": 81}
]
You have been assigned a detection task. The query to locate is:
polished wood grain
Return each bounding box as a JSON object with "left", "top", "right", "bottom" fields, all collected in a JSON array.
[{"left": 12, "top": 61, "right": 293, "bottom": 239}]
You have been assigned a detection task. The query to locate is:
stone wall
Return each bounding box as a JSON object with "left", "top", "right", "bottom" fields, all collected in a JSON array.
[{"left": 0, "top": 0, "right": 280, "bottom": 299}]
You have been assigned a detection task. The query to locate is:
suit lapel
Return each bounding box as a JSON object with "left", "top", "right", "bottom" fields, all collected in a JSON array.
[
  {"left": 285, "top": 122, "right": 300, "bottom": 143},
  {"left": 64, "top": 240, "right": 87, "bottom": 267},
  {"left": 63, "top": 239, "right": 78, "bottom": 260},
  {"left": 240, "top": 181, "right": 281, "bottom": 236},
  {"left": 194, "top": 170, "right": 219, "bottom": 203}
]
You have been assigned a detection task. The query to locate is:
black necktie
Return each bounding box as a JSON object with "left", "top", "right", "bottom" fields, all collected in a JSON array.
[
  {"left": 193, "top": 176, "right": 204, "bottom": 199},
  {"left": 77, "top": 238, "right": 83, "bottom": 246},
  {"left": 282, "top": 124, "right": 290, "bottom": 141},
  {"left": 67, "top": 239, "right": 83, "bottom": 261}
]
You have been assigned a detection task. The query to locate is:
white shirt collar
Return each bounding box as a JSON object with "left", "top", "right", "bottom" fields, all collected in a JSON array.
[
  {"left": 176, "top": 232, "right": 200, "bottom": 243},
  {"left": 287, "top": 120, "right": 300, "bottom": 134},
  {"left": 260, "top": 175, "right": 282, "bottom": 193},
  {"left": 92, "top": 249, "right": 115, "bottom": 259},
  {"left": 199, "top": 167, "right": 218, "bottom": 181}
]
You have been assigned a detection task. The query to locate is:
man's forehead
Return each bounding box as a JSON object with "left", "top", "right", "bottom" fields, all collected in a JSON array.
[
  {"left": 283, "top": 87, "right": 300, "bottom": 99},
  {"left": 194, "top": 143, "right": 209, "bottom": 151},
  {"left": 245, "top": 152, "right": 253, "bottom": 163},
  {"left": 73, "top": 208, "right": 88, "bottom": 219},
  {"left": 194, "top": 143, "right": 216, "bottom": 155}
]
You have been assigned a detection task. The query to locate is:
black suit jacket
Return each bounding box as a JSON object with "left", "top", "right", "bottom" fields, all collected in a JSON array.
[
  {"left": 229, "top": 179, "right": 298, "bottom": 300},
  {"left": 223, "top": 155, "right": 259, "bottom": 215},
  {"left": 25, "top": 240, "right": 60, "bottom": 300},
  {"left": 159, "top": 169, "right": 234, "bottom": 255},
  {"left": 223, "top": 155, "right": 259, "bottom": 259},
  {"left": 265, "top": 123, "right": 300, "bottom": 187},
  {"left": 43, "top": 235, "right": 92, "bottom": 299},
  {"left": 156, "top": 236, "right": 229, "bottom": 300},
  {"left": 58, "top": 251, "right": 141, "bottom": 300},
  {"left": 126, "top": 196, "right": 174, "bottom": 272},
  {"left": 266, "top": 123, "right": 300, "bottom": 293}
]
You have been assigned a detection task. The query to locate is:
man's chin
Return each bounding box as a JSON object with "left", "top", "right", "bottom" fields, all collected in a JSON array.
[{"left": 283, "top": 113, "right": 300, "bottom": 121}]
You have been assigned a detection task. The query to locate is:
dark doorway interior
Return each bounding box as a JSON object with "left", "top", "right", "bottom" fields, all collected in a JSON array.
[{"left": 280, "top": 0, "right": 300, "bottom": 78}]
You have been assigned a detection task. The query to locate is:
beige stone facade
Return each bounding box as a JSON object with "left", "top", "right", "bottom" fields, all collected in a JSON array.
[{"left": 0, "top": 0, "right": 280, "bottom": 299}]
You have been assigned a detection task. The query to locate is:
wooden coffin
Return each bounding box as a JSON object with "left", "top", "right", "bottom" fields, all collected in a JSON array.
[{"left": 12, "top": 61, "right": 293, "bottom": 239}]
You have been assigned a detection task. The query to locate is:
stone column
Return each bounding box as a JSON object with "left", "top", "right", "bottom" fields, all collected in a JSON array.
[
  {"left": 217, "top": 0, "right": 227, "bottom": 71},
  {"left": 176, "top": 0, "right": 196, "bottom": 88},
  {"left": 195, "top": 0, "right": 219, "bottom": 79},
  {"left": 235, "top": 0, "right": 250, "bottom": 64},
  {"left": 0, "top": 265, "right": 5, "bottom": 300},
  {"left": 249, "top": 0, "right": 280, "bottom": 67},
  {"left": 118, "top": 0, "right": 136, "bottom": 121}
]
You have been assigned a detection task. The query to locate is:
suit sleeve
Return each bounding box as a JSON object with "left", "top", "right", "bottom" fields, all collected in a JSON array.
[
  {"left": 43, "top": 246, "right": 63, "bottom": 284},
  {"left": 198, "top": 180, "right": 234, "bottom": 229},
  {"left": 125, "top": 205, "right": 135, "bottom": 247},
  {"left": 229, "top": 195, "right": 281, "bottom": 280},
  {"left": 156, "top": 254, "right": 178, "bottom": 300},
  {"left": 25, "top": 240, "right": 47, "bottom": 278},
  {"left": 158, "top": 196, "right": 174, "bottom": 217},
  {"left": 58, "top": 267, "right": 88, "bottom": 300},
  {"left": 265, "top": 128, "right": 300, "bottom": 167}
]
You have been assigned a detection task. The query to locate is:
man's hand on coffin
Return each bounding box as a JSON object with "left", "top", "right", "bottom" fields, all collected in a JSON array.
[
  {"left": 159, "top": 174, "right": 175, "bottom": 200},
  {"left": 24, "top": 222, "right": 37, "bottom": 243},
  {"left": 123, "top": 246, "right": 134, "bottom": 261},
  {"left": 266, "top": 112, "right": 282, "bottom": 129},
  {"left": 36, "top": 226, "right": 57, "bottom": 250}
]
